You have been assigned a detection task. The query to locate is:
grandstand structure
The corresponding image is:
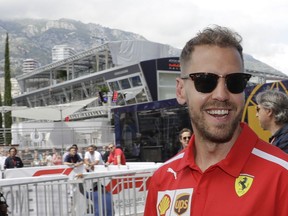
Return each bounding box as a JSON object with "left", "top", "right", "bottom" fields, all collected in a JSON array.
[
  {"left": 11, "top": 41, "right": 181, "bottom": 148},
  {"left": 14, "top": 41, "right": 180, "bottom": 110},
  {"left": 14, "top": 41, "right": 288, "bottom": 109}
]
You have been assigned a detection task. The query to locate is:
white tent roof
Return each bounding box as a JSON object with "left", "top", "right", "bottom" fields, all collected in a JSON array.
[{"left": 12, "top": 97, "right": 97, "bottom": 121}]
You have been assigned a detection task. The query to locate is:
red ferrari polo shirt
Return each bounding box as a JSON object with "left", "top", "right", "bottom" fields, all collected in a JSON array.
[{"left": 144, "top": 123, "right": 288, "bottom": 216}]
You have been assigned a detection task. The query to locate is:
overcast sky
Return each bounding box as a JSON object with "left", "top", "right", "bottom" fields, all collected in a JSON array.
[{"left": 1, "top": 0, "right": 288, "bottom": 75}]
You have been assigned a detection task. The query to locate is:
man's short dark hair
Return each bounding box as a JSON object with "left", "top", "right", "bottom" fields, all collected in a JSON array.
[
  {"left": 9, "top": 147, "right": 17, "bottom": 153},
  {"left": 180, "top": 25, "right": 243, "bottom": 72}
]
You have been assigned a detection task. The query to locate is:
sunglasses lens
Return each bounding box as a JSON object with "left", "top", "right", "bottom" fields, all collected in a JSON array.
[
  {"left": 190, "top": 73, "right": 251, "bottom": 94},
  {"left": 193, "top": 73, "right": 218, "bottom": 93},
  {"left": 226, "top": 73, "right": 250, "bottom": 94}
]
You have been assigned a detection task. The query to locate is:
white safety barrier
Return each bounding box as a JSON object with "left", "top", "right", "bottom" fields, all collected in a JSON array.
[
  {"left": 0, "top": 175, "right": 70, "bottom": 216},
  {"left": 0, "top": 163, "right": 160, "bottom": 216}
]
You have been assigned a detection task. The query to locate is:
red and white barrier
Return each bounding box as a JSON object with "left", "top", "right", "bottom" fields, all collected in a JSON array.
[{"left": 0, "top": 162, "right": 160, "bottom": 216}]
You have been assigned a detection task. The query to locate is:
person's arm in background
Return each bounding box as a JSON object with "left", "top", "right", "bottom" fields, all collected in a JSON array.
[
  {"left": 63, "top": 155, "right": 75, "bottom": 166},
  {"left": 116, "top": 155, "right": 121, "bottom": 165},
  {"left": 114, "top": 149, "right": 123, "bottom": 165},
  {"left": 18, "top": 157, "right": 24, "bottom": 168},
  {"left": 105, "top": 153, "right": 112, "bottom": 166},
  {"left": 75, "top": 154, "right": 84, "bottom": 167},
  {"left": 4, "top": 157, "right": 10, "bottom": 169}
]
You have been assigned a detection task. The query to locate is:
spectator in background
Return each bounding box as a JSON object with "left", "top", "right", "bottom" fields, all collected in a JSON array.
[
  {"left": 62, "top": 146, "right": 71, "bottom": 162},
  {"left": 0, "top": 147, "right": 5, "bottom": 157},
  {"left": 64, "top": 146, "right": 83, "bottom": 167},
  {"left": 31, "top": 151, "right": 42, "bottom": 166},
  {"left": 52, "top": 148, "right": 57, "bottom": 160},
  {"left": 102, "top": 146, "right": 110, "bottom": 163},
  {"left": 21, "top": 147, "right": 33, "bottom": 166},
  {"left": 0, "top": 147, "right": 7, "bottom": 170},
  {"left": 33, "top": 150, "right": 42, "bottom": 162},
  {"left": 63, "top": 144, "right": 83, "bottom": 163},
  {"left": 178, "top": 128, "right": 193, "bottom": 151},
  {"left": 256, "top": 89, "right": 288, "bottom": 153},
  {"left": 84, "top": 145, "right": 104, "bottom": 171},
  {"left": 52, "top": 151, "right": 62, "bottom": 165},
  {"left": 4, "top": 147, "right": 24, "bottom": 169},
  {"left": 44, "top": 150, "right": 53, "bottom": 166},
  {"left": 41, "top": 151, "right": 47, "bottom": 166},
  {"left": 106, "top": 143, "right": 126, "bottom": 166}
]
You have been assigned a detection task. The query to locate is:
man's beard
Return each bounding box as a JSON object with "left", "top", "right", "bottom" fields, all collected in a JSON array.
[{"left": 189, "top": 101, "right": 243, "bottom": 144}]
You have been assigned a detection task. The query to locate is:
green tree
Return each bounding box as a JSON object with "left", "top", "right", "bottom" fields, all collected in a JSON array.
[{"left": 4, "top": 33, "right": 12, "bottom": 145}]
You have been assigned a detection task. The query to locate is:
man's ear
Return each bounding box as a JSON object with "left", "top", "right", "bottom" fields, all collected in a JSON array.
[
  {"left": 176, "top": 78, "right": 186, "bottom": 105},
  {"left": 266, "top": 109, "right": 273, "bottom": 117}
]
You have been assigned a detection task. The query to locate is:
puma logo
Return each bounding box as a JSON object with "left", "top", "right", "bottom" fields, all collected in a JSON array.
[{"left": 167, "top": 168, "right": 177, "bottom": 180}]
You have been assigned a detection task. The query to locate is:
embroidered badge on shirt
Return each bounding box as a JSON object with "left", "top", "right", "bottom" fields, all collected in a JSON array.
[
  {"left": 174, "top": 193, "right": 190, "bottom": 215},
  {"left": 158, "top": 194, "right": 171, "bottom": 216},
  {"left": 235, "top": 174, "right": 254, "bottom": 197},
  {"left": 157, "top": 189, "right": 193, "bottom": 216}
]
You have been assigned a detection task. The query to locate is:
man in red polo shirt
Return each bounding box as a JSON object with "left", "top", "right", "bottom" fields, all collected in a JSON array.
[
  {"left": 144, "top": 26, "right": 288, "bottom": 216},
  {"left": 106, "top": 143, "right": 126, "bottom": 165}
]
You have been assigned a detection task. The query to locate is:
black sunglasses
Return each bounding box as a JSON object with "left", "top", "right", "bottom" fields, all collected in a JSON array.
[{"left": 181, "top": 72, "right": 251, "bottom": 94}]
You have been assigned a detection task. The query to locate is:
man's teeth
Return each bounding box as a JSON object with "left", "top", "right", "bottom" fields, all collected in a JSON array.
[{"left": 207, "top": 110, "right": 229, "bottom": 115}]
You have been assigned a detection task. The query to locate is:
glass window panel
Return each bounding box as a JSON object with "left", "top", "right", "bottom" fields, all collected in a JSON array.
[
  {"left": 135, "top": 89, "right": 148, "bottom": 103},
  {"left": 130, "top": 76, "right": 142, "bottom": 87},
  {"left": 126, "top": 97, "right": 136, "bottom": 105},
  {"left": 159, "top": 87, "right": 176, "bottom": 100},
  {"left": 108, "top": 81, "right": 120, "bottom": 91},
  {"left": 159, "top": 73, "right": 179, "bottom": 85},
  {"left": 119, "top": 79, "right": 131, "bottom": 90},
  {"left": 158, "top": 72, "right": 179, "bottom": 100}
]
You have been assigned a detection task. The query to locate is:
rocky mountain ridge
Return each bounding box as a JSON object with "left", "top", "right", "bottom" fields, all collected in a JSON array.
[
  {"left": 0, "top": 18, "right": 286, "bottom": 79},
  {"left": 0, "top": 18, "right": 147, "bottom": 76}
]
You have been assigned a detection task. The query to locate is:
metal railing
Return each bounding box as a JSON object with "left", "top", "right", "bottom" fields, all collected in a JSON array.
[
  {"left": 0, "top": 175, "right": 70, "bottom": 216},
  {"left": 0, "top": 165, "right": 157, "bottom": 216}
]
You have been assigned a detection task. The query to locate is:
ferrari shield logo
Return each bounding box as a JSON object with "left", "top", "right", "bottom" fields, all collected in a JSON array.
[{"left": 235, "top": 174, "right": 254, "bottom": 197}]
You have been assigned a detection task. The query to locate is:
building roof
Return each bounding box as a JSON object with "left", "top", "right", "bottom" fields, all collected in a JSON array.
[{"left": 16, "top": 40, "right": 288, "bottom": 83}]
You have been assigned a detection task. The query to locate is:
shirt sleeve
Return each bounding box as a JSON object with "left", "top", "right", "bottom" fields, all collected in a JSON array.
[
  {"left": 64, "top": 155, "right": 70, "bottom": 163},
  {"left": 4, "top": 158, "right": 9, "bottom": 169},
  {"left": 77, "top": 154, "right": 83, "bottom": 162},
  {"left": 94, "top": 152, "right": 100, "bottom": 161},
  {"left": 114, "top": 148, "right": 122, "bottom": 156},
  {"left": 84, "top": 152, "right": 89, "bottom": 159}
]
